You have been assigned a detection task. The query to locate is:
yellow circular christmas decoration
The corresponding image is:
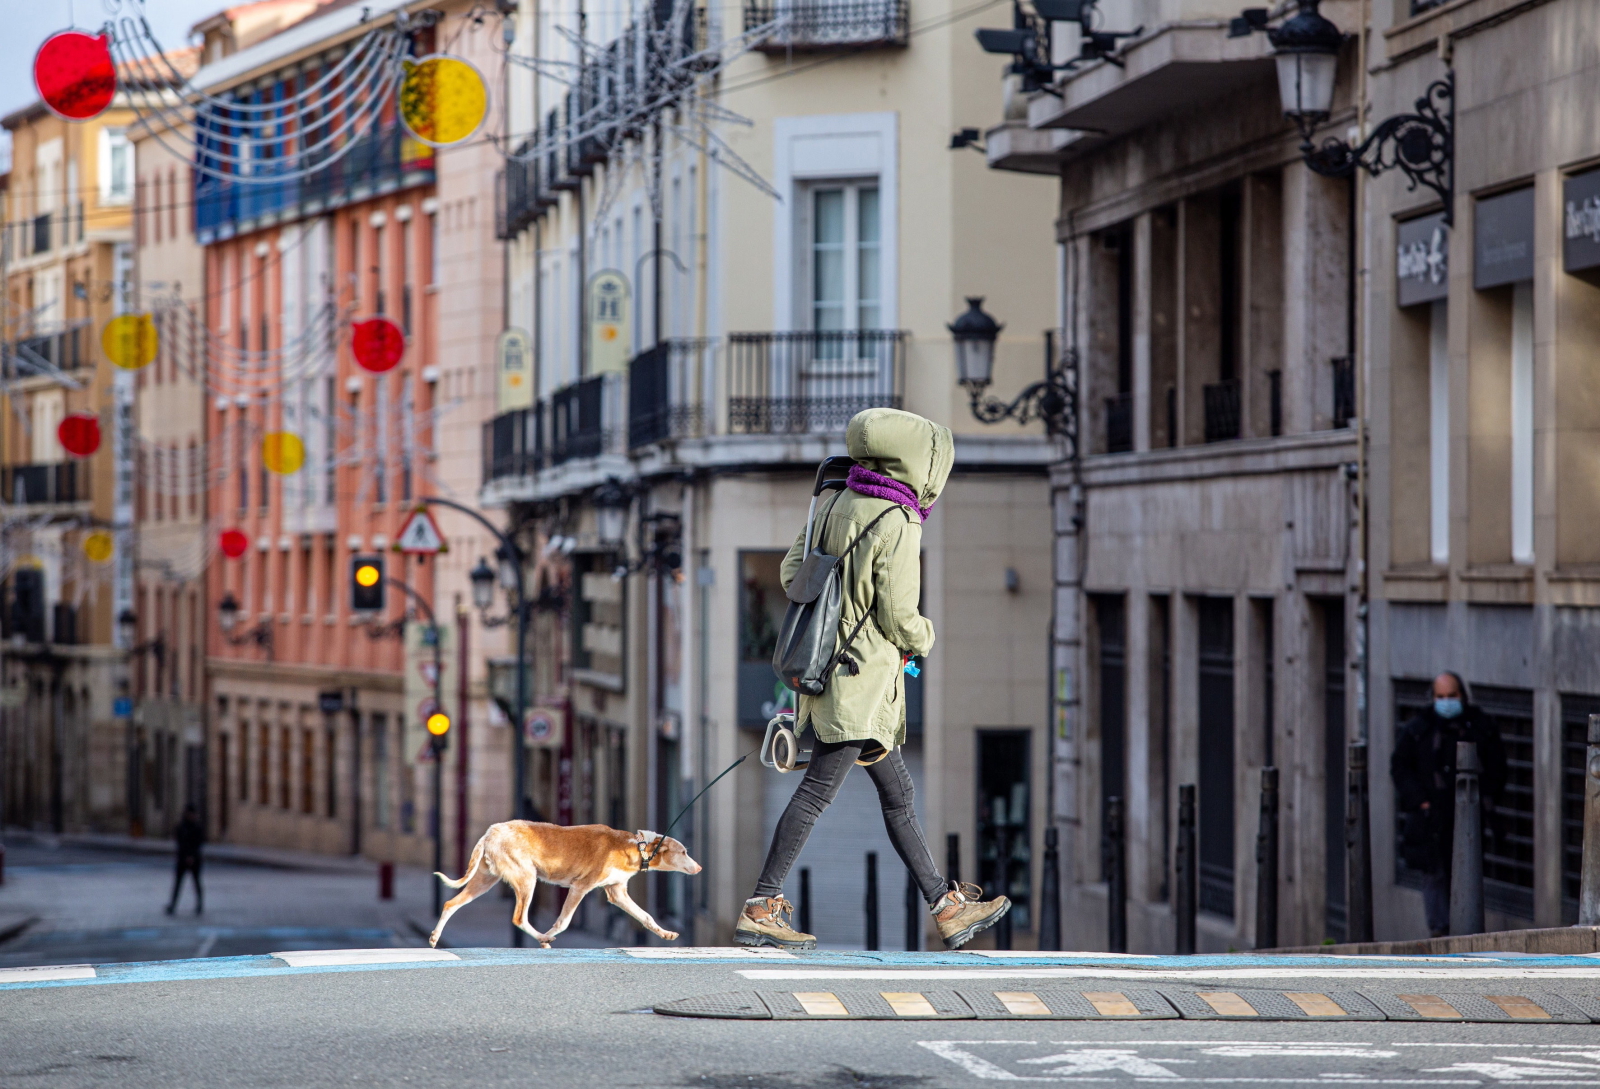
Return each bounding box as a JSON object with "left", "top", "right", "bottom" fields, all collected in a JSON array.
[
  {"left": 260, "top": 432, "right": 306, "bottom": 475},
  {"left": 101, "top": 313, "right": 159, "bottom": 370},
  {"left": 398, "top": 55, "right": 488, "bottom": 147},
  {"left": 83, "top": 532, "right": 114, "bottom": 563}
]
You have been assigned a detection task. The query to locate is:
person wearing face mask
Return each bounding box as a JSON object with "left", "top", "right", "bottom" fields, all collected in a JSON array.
[{"left": 1390, "top": 672, "right": 1507, "bottom": 937}]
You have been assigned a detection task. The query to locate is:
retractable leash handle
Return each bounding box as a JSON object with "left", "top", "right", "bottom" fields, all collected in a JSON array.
[{"left": 760, "top": 712, "right": 810, "bottom": 772}]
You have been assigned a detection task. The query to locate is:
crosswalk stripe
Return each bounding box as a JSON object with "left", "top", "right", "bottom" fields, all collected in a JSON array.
[{"left": 1285, "top": 992, "right": 1347, "bottom": 1017}]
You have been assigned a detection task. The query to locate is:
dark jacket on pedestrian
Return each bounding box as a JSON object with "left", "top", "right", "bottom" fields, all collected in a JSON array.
[
  {"left": 1390, "top": 702, "right": 1507, "bottom": 874},
  {"left": 174, "top": 812, "right": 204, "bottom": 864}
]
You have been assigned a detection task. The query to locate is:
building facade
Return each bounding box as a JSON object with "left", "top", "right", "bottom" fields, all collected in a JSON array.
[{"left": 486, "top": 0, "right": 1060, "bottom": 945}]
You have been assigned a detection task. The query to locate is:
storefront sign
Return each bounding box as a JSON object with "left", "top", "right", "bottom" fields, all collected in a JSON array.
[
  {"left": 1474, "top": 186, "right": 1535, "bottom": 289},
  {"left": 1564, "top": 167, "right": 1600, "bottom": 272},
  {"left": 1396, "top": 212, "right": 1449, "bottom": 307},
  {"left": 496, "top": 327, "right": 533, "bottom": 412},
  {"left": 587, "top": 270, "right": 630, "bottom": 373}
]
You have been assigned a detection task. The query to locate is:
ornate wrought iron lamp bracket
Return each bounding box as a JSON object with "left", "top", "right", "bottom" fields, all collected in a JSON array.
[
  {"left": 962, "top": 349, "right": 1080, "bottom": 458},
  {"left": 1301, "top": 72, "right": 1454, "bottom": 225}
]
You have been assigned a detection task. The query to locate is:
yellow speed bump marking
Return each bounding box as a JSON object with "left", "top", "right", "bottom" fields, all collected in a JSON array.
[
  {"left": 793, "top": 992, "right": 848, "bottom": 1016},
  {"left": 995, "top": 991, "right": 1051, "bottom": 1016},
  {"left": 881, "top": 992, "right": 937, "bottom": 1017},
  {"left": 1285, "top": 992, "right": 1347, "bottom": 1017},
  {"left": 1198, "top": 991, "right": 1257, "bottom": 1016},
  {"left": 1486, "top": 995, "right": 1551, "bottom": 1020},
  {"left": 1399, "top": 994, "right": 1462, "bottom": 1019},
  {"left": 1084, "top": 991, "right": 1141, "bottom": 1017}
]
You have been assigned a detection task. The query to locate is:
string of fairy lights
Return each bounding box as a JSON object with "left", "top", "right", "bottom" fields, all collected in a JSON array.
[{"left": 1, "top": 0, "right": 796, "bottom": 581}]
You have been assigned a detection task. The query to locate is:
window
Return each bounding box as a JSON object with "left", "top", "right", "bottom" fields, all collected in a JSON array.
[
  {"left": 400, "top": 373, "right": 414, "bottom": 501},
  {"left": 324, "top": 376, "right": 337, "bottom": 504},
  {"left": 807, "top": 183, "right": 881, "bottom": 334},
  {"left": 374, "top": 224, "right": 386, "bottom": 315},
  {"left": 375, "top": 375, "right": 388, "bottom": 504},
  {"left": 301, "top": 727, "right": 315, "bottom": 814},
  {"left": 977, "top": 730, "right": 1032, "bottom": 932},
  {"left": 1197, "top": 597, "right": 1236, "bottom": 918},
  {"left": 100, "top": 128, "right": 131, "bottom": 204},
  {"left": 737, "top": 551, "right": 790, "bottom": 727},
  {"left": 400, "top": 217, "right": 413, "bottom": 333},
  {"left": 373, "top": 713, "right": 389, "bottom": 829},
  {"left": 1093, "top": 594, "right": 1127, "bottom": 877}
]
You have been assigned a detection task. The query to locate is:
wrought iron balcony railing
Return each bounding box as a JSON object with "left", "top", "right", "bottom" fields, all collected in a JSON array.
[
  {"left": 3, "top": 462, "right": 87, "bottom": 505},
  {"left": 1104, "top": 392, "right": 1133, "bottom": 454},
  {"left": 1203, "top": 378, "right": 1241, "bottom": 443},
  {"left": 744, "top": 0, "right": 910, "bottom": 50},
  {"left": 483, "top": 403, "right": 546, "bottom": 484},
  {"left": 727, "top": 329, "right": 905, "bottom": 435},
  {"left": 628, "top": 338, "right": 714, "bottom": 449},
  {"left": 550, "top": 372, "right": 625, "bottom": 464}
]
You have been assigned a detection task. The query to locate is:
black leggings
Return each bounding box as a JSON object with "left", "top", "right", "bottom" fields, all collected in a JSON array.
[{"left": 753, "top": 738, "right": 947, "bottom": 905}]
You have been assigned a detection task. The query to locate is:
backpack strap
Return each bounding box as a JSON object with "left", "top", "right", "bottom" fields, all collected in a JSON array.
[{"left": 818, "top": 504, "right": 904, "bottom": 685}]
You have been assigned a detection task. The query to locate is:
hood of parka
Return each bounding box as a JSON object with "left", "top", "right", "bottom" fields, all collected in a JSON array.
[{"left": 845, "top": 408, "right": 954, "bottom": 511}]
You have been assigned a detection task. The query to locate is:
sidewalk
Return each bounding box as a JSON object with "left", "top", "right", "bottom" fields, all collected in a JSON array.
[{"left": 0, "top": 830, "right": 612, "bottom": 965}]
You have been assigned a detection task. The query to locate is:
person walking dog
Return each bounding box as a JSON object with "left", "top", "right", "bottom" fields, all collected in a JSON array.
[
  {"left": 737, "top": 407, "right": 1010, "bottom": 951},
  {"left": 166, "top": 804, "right": 205, "bottom": 916}
]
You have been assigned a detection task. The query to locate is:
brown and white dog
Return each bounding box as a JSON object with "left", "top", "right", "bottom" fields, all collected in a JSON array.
[{"left": 430, "top": 820, "right": 702, "bottom": 948}]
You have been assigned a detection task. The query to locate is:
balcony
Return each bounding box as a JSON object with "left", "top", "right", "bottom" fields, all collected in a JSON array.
[
  {"left": 12, "top": 321, "right": 91, "bottom": 375},
  {"left": 727, "top": 330, "right": 905, "bottom": 435},
  {"left": 483, "top": 404, "right": 545, "bottom": 484},
  {"left": 1203, "top": 378, "right": 1240, "bottom": 443},
  {"left": 628, "top": 339, "right": 713, "bottom": 449},
  {"left": 551, "top": 373, "right": 624, "bottom": 465},
  {"left": 3, "top": 462, "right": 87, "bottom": 505},
  {"left": 195, "top": 123, "right": 434, "bottom": 244},
  {"left": 1104, "top": 392, "right": 1133, "bottom": 454},
  {"left": 744, "top": 0, "right": 909, "bottom": 51}
]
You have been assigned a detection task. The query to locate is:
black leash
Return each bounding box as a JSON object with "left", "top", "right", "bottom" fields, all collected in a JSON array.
[{"left": 638, "top": 749, "right": 755, "bottom": 870}]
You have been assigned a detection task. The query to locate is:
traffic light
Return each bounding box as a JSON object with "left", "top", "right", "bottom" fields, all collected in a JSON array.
[
  {"left": 351, "top": 555, "right": 385, "bottom": 613},
  {"left": 427, "top": 711, "right": 450, "bottom": 752}
]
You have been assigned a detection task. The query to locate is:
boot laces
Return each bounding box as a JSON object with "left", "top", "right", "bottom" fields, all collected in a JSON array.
[{"left": 754, "top": 896, "right": 797, "bottom": 930}]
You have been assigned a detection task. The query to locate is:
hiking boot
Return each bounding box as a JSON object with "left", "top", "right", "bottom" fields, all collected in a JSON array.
[
  {"left": 933, "top": 882, "right": 1010, "bottom": 950},
  {"left": 735, "top": 896, "right": 816, "bottom": 950}
]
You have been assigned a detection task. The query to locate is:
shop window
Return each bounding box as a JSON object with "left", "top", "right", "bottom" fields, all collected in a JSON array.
[
  {"left": 572, "top": 552, "right": 625, "bottom": 689},
  {"left": 1475, "top": 685, "right": 1535, "bottom": 920},
  {"left": 738, "top": 550, "right": 792, "bottom": 728},
  {"left": 977, "top": 729, "right": 1032, "bottom": 932},
  {"left": 1561, "top": 695, "right": 1600, "bottom": 923},
  {"left": 1197, "top": 597, "right": 1236, "bottom": 917}
]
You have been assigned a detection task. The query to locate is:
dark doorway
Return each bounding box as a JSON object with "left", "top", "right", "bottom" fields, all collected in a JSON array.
[
  {"left": 1094, "top": 594, "right": 1127, "bottom": 877},
  {"left": 1197, "top": 598, "right": 1235, "bottom": 918},
  {"left": 1321, "top": 599, "right": 1347, "bottom": 940},
  {"left": 977, "top": 730, "right": 1032, "bottom": 931}
]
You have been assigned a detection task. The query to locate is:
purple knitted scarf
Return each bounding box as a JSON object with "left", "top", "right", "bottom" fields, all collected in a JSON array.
[{"left": 847, "top": 464, "right": 933, "bottom": 521}]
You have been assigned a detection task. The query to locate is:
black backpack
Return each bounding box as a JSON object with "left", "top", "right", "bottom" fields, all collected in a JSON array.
[{"left": 772, "top": 457, "right": 897, "bottom": 696}]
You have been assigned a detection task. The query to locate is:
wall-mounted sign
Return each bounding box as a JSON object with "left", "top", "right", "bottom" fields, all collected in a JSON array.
[
  {"left": 496, "top": 327, "right": 533, "bottom": 412},
  {"left": 1396, "top": 212, "right": 1449, "bottom": 307},
  {"left": 1564, "top": 167, "right": 1600, "bottom": 272},
  {"left": 587, "top": 270, "right": 630, "bottom": 374},
  {"left": 1474, "top": 186, "right": 1535, "bottom": 289}
]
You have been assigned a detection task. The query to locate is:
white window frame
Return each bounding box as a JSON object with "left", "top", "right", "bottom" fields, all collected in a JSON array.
[
  {"left": 772, "top": 112, "right": 897, "bottom": 333},
  {"left": 800, "top": 180, "right": 882, "bottom": 335},
  {"left": 100, "top": 127, "right": 132, "bottom": 205}
]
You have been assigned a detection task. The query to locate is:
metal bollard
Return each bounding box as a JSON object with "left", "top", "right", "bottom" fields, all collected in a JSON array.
[
  {"left": 1450, "top": 740, "right": 1484, "bottom": 936},
  {"left": 1105, "top": 796, "right": 1127, "bottom": 953},
  {"left": 1175, "top": 784, "right": 1197, "bottom": 955},
  {"left": 799, "top": 866, "right": 813, "bottom": 936},
  {"left": 0, "top": 840, "right": 5, "bottom": 887},
  {"left": 1580, "top": 715, "right": 1600, "bottom": 926},
  {"left": 1346, "top": 742, "right": 1374, "bottom": 943},
  {"left": 865, "top": 851, "right": 879, "bottom": 951},
  {"left": 946, "top": 833, "right": 960, "bottom": 886},
  {"left": 1254, "top": 767, "right": 1279, "bottom": 950},
  {"left": 904, "top": 867, "right": 919, "bottom": 951},
  {"left": 1039, "top": 825, "right": 1061, "bottom": 951},
  {"left": 378, "top": 860, "right": 395, "bottom": 901}
]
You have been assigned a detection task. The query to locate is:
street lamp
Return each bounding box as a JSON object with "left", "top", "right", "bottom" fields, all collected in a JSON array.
[
  {"left": 1233, "top": 0, "right": 1454, "bottom": 224},
  {"left": 218, "top": 592, "right": 239, "bottom": 634},
  {"left": 216, "top": 590, "right": 273, "bottom": 654},
  {"left": 469, "top": 557, "right": 497, "bottom": 612},
  {"left": 952, "top": 298, "right": 1078, "bottom": 449},
  {"left": 592, "top": 478, "right": 631, "bottom": 551},
  {"left": 117, "top": 608, "right": 137, "bottom": 647}
]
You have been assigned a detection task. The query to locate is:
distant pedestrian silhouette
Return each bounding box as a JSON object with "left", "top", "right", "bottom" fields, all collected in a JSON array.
[{"left": 166, "top": 804, "right": 204, "bottom": 915}]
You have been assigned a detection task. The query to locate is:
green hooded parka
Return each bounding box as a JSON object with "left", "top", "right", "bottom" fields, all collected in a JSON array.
[{"left": 779, "top": 408, "right": 954, "bottom": 752}]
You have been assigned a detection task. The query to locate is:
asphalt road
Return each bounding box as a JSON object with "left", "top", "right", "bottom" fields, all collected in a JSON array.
[{"left": 4, "top": 949, "right": 1600, "bottom": 1088}]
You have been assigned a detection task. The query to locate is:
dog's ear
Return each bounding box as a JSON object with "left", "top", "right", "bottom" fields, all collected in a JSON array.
[{"left": 635, "top": 829, "right": 662, "bottom": 844}]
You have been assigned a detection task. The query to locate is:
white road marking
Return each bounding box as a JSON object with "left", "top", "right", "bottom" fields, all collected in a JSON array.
[
  {"left": 621, "top": 947, "right": 797, "bottom": 959},
  {"left": 739, "top": 966, "right": 1600, "bottom": 981},
  {"left": 1016, "top": 1048, "right": 1187, "bottom": 1078},
  {"left": 270, "top": 948, "right": 460, "bottom": 967},
  {"left": 1200, "top": 1047, "right": 1400, "bottom": 1059},
  {"left": 0, "top": 964, "right": 96, "bottom": 984}
]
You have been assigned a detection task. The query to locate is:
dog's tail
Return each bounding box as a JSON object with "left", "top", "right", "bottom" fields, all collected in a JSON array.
[{"left": 435, "top": 835, "right": 487, "bottom": 889}]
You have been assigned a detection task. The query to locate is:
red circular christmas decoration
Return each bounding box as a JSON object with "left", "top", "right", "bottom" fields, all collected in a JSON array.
[
  {"left": 57, "top": 413, "right": 100, "bottom": 457},
  {"left": 33, "top": 31, "right": 116, "bottom": 121},
  {"left": 351, "top": 317, "right": 406, "bottom": 373},
  {"left": 219, "top": 529, "right": 250, "bottom": 559}
]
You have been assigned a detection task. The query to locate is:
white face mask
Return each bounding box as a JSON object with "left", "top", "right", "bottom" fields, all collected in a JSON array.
[{"left": 1434, "top": 697, "right": 1463, "bottom": 720}]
